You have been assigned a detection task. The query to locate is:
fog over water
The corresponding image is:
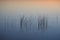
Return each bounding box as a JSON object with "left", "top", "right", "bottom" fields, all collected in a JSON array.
[{"left": 0, "top": 1, "right": 60, "bottom": 40}]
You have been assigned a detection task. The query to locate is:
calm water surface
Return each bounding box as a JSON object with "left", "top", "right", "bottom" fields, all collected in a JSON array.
[{"left": 0, "top": 1, "right": 60, "bottom": 40}]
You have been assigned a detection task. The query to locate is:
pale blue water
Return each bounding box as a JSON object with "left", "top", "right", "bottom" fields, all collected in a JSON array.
[{"left": 0, "top": 12, "right": 60, "bottom": 40}]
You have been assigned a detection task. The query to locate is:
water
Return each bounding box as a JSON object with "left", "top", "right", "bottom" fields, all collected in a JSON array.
[{"left": 0, "top": 1, "right": 60, "bottom": 40}]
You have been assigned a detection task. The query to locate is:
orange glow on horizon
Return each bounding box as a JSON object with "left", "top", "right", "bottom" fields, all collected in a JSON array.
[{"left": 0, "top": 0, "right": 60, "bottom": 15}]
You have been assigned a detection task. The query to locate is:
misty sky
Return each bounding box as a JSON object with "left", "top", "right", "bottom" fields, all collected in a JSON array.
[{"left": 0, "top": 0, "right": 60, "bottom": 17}]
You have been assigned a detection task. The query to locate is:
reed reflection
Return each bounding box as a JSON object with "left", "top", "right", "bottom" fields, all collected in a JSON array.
[
  {"left": 20, "top": 16, "right": 28, "bottom": 32},
  {"left": 38, "top": 16, "right": 48, "bottom": 31},
  {"left": 20, "top": 15, "right": 48, "bottom": 32},
  {"left": 20, "top": 16, "right": 24, "bottom": 29}
]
